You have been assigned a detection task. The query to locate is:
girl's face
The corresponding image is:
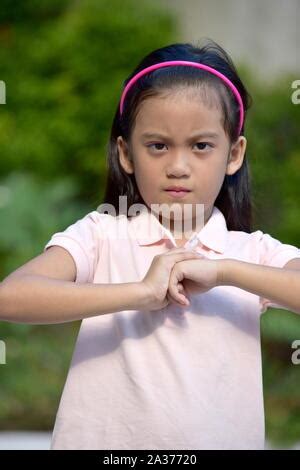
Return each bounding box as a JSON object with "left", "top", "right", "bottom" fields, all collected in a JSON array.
[{"left": 117, "top": 87, "right": 246, "bottom": 233}]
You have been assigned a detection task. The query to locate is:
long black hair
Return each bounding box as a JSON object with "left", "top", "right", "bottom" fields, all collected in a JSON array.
[{"left": 102, "top": 38, "right": 253, "bottom": 232}]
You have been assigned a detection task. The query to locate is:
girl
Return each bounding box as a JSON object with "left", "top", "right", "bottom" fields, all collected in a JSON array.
[{"left": 1, "top": 39, "right": 300, "bottom": 450}]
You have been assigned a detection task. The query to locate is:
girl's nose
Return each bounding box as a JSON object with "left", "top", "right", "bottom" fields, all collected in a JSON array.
[{"left": 166, "top": 152, "right": 191, "bottom": 177}]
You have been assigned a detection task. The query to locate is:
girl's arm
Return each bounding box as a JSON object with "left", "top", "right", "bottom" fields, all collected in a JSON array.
[
  {"left": 167, "top": 257, "right": 300, "bottom": 314},
  {"left": 0, "top": 246, "right": 200, "bottom": 324},
  {"left": 220, "top": 259, "right": 300, "bottom": 314},
  {"left": 0, "top": 276, "right": 151, "bottom": 324},
  {"left": 0, "top": 245, "right": 152, "bottom": 324}
]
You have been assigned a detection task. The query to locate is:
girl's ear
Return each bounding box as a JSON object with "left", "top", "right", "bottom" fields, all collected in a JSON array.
[
  {"left": 225, "top": 136, "right": 247, "bottom": 176},
  {"left": 117, "top": 136, "right": 134, "bottom": 174}
]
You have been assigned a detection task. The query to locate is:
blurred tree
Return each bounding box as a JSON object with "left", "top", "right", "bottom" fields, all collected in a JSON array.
[
  {"left": 0, "top": 171, "right": 88, "bottom": 277},
  {"left": 0, "top": 0, "right": 176, "bottom": 207}
]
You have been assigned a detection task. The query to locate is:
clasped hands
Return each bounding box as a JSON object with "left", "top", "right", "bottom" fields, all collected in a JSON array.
[{"left": 141, "top": 246, "right": 223, "bottom": 311}]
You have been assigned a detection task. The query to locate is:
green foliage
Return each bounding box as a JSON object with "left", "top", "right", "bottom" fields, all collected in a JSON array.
[
  {"left": 0, "top": 0, "right": 176, "bottom": 203},
  {"left": 0, "top": 321, "right": 80, "bottom": 430},
  {"left": 0, "top": 171, "right": 88, "bottom": 278},
  {"left": 261, "top": 335, "right": 300, "bottom": 446},
  {"left": 245, "top": 73, "right": 300, "bottom": 245}
]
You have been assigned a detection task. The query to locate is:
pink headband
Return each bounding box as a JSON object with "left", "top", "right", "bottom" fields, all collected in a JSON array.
[{"left": 119, "top": 60, "right": 244, "bottom": 135}]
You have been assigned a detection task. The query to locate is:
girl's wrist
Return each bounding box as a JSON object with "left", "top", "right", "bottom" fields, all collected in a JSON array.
[
  {"left": 135, "top": 281, "right": 156, "bottom": 309},
  {"left": 216, "top": 259, "right": 235, "bottom": 286}
]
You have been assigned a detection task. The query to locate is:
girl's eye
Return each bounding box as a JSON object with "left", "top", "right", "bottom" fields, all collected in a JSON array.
[
  {"left": 146, "top": 142, "right": 213, "bottom": 152},
  {"left": 147, "top": 143, "right": 166, "bottom": 151},
  {"left": 195, "top": 142, "right": 213, "bottom": 151}
]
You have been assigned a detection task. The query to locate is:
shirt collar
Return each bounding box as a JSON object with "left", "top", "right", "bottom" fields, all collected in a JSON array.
[{"left": 128, "top": 205, "right": 228, "bottom": 254}]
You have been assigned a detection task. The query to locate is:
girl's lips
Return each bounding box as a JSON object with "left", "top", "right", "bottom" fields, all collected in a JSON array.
[{"left": 165, "top": 190, "right": 190, "bottom": 198}]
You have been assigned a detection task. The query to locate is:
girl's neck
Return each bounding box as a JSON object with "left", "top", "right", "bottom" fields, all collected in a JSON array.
[{"left": 157, "top": 206, "right": 213, "bottom": 244}]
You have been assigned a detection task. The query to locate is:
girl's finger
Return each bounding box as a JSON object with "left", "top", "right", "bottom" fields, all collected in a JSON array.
[
  {"left": 169, "top": 272, "right": 189, "bottom": 306},
  {"left": 178, "top": 283, "right": 189, "bottom": 298},
  {"left": 177, "top": 284, "right": 190, "bottom": 306}
]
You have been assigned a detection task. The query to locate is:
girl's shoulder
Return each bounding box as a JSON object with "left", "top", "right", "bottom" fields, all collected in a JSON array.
[
  {"left": 79, "top": 210, "right": 129, "bottom": 232},
  {"left": 228, "top": 227, "right": 300, "bottom": 268},
  {"left": 43, "top": 211, "right": 129, "bottom": 283}
]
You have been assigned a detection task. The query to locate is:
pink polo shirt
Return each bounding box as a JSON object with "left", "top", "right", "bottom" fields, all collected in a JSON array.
[{"left": 43, "top": 205, "right": 300, "bottom": 450}]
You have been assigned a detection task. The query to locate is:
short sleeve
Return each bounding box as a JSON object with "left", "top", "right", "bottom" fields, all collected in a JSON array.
[
  {"left": 257, "top": 231, "right": 300, "bottom": 314},
  {"left": 43, "top": 211, "right": 102, "bottom": 283}
]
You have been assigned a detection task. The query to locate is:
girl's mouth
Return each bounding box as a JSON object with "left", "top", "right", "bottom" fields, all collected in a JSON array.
[{"left": 165, "top": 190, "right": 190, "bottom": 198}]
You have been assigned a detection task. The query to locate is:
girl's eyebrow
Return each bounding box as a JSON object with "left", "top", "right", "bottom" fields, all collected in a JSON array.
[{"left": 141, "top": 131, "right": 220, "bottom": 141}]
